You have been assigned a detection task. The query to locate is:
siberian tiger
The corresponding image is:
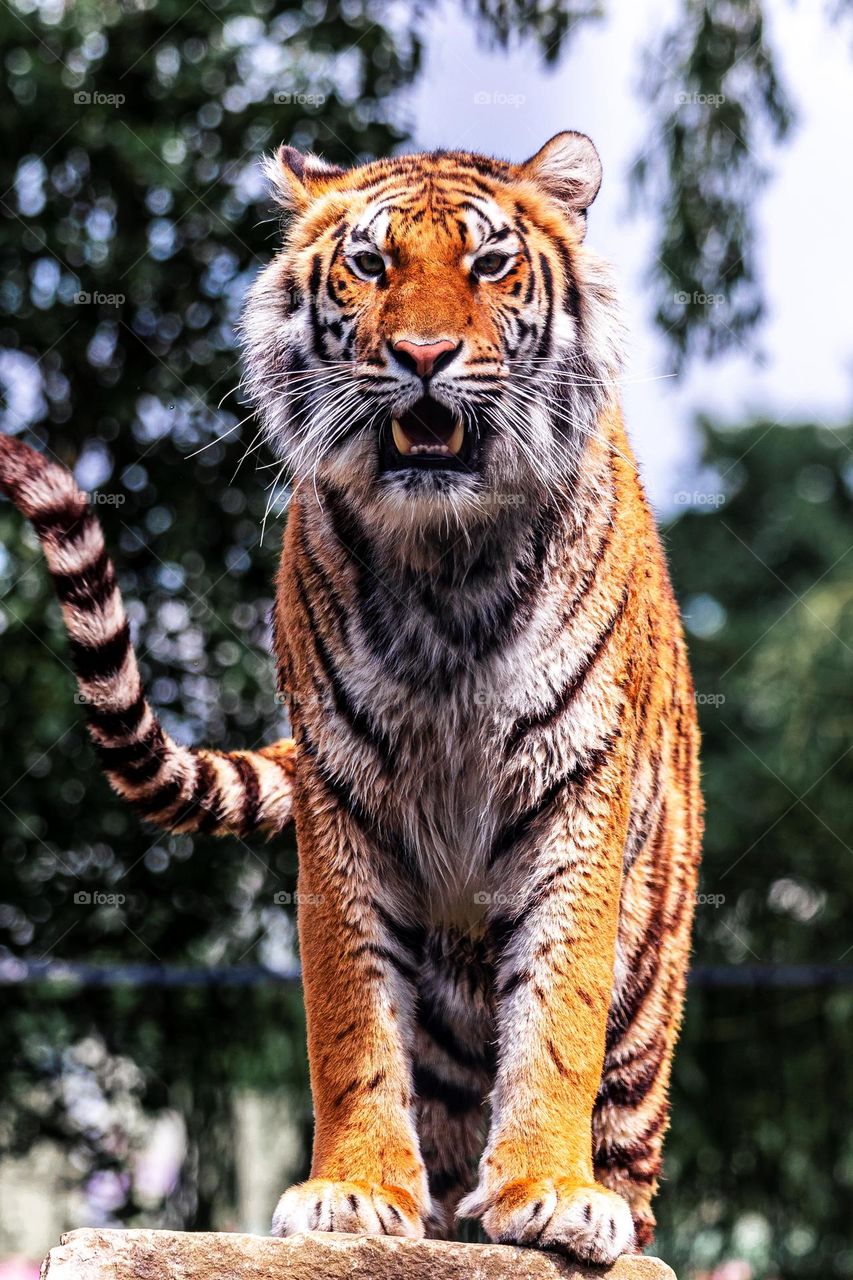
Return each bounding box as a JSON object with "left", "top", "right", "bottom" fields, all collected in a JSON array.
[{"left": 0, "top": 131, "right": 701, "bottom": 1262}]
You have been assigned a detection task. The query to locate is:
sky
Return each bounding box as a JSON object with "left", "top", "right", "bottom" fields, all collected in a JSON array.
[{"left": 406, "top": 0, "right": 853, "bottom": 512}]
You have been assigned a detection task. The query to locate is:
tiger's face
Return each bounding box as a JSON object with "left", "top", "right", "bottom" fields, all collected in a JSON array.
[{"left": 243, "top": 133, "right": 623, "bottom": 532}]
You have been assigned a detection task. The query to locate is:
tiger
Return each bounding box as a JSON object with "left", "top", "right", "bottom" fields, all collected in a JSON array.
[{"left": 0, "top": 130, "right": 701, "bottom": 1263}]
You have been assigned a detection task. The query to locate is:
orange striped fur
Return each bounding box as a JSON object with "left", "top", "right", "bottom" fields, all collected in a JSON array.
[{"left": 0, "top": 132, "right": 701, "bottom": 1261}]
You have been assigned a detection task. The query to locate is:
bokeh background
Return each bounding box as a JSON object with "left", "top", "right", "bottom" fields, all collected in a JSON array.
[{"left": 1, "top": 1, "right": 852, "bottom": 1276}]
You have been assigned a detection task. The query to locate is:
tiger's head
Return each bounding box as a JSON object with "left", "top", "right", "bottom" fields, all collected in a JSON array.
[{"left": 242, "top": 133, "right": 623, "bottom": 532}]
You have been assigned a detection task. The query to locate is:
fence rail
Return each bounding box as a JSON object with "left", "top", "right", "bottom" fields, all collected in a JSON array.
[{"left": 3, "top": 958, "right": 853, "bottom": 988}]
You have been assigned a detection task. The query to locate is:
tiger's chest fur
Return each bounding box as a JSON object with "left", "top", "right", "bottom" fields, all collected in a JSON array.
[{"left": 276, "top": 425, "right": 634, "bottom": 926}]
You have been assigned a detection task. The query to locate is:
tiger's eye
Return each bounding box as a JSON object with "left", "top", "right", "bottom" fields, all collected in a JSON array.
[
  {"left": 473, "top": 251, "right": 510, "bottom": 278},
  {"left": 351, "top": 251, "right": 385, "bottom": 279}
]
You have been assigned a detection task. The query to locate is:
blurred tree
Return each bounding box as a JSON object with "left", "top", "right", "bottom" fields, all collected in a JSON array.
[
  {"left": 658, "top": 419, "right": 853, "bottom": 1280},
  {"left": 632, "top": 0, "right": 793, "bottom": 365},
  {"left": 631, "top": 0, "right": 851, "bottom": 364}
]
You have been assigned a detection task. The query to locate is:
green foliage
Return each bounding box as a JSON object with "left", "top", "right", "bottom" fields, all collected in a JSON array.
[
  {"left": 632, "top": 0, "right": 794, "bottom": 365},
  {"left": 657, "top": 420, "right": 853, "bottom": 1279}
]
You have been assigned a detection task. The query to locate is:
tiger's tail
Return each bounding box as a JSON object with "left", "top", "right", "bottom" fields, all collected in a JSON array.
[{"left": 0, "top": 433, "right": 295, "bottom": 839}]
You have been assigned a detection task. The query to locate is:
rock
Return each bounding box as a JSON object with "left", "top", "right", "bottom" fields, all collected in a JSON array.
[{"left": 41, "top": 1228, "right": 677, "bottom": 1280}]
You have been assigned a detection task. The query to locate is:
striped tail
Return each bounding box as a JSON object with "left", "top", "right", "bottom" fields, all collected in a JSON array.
[{"left": 0, "top": 434, "right": 295, "bottom": 839}]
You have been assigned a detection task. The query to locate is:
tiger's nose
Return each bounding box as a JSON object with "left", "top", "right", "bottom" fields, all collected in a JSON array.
[{"left": 390, "top": 338, "right": 461, "bottom": 378}]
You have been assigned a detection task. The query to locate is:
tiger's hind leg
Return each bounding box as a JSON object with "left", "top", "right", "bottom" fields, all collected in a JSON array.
[
  {"left": 593, "top": 772, "right": 699, "bottom": 1250},
  {"left": 413, "top": 927, "right": 495, "bottom": 1239}
]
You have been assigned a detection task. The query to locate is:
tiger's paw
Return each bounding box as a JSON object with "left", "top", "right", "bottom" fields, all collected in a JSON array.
[
  {"left": 271, "top": 1178, "right": 425, "bottom": 1238},
  {"left": 458, "top": 1177, "right": 634, "bottom": 1264}
]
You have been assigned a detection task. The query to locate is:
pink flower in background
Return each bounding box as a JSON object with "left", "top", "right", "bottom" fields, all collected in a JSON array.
[
  {"left": 0, "top": 1259, "right": 41, "bottom": 1280},
  {"left": 694, "top": 1263, "right": 753, "bottom": 1280},
  {"left": 712, "top": 1262, "right": 752, "bottom": 1280}
]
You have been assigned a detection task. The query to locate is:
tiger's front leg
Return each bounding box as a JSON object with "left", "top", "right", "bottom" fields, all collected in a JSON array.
[
  {"left": 271, "top": 775, "right": 429, "bottom": 1239},
  {"left": 459, "top": 754, "right": 634, "bottom": 1263}
]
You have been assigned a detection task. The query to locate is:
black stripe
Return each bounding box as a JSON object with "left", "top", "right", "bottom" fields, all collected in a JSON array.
[
  {"left": 535, "top": 253, "right": 554, "bottom": 358},
  {"left": 307, "top": 253, "right": 325, "bottom": 359},
  {"left": 373, "top": 901, "right": 426, "bottom": 956},
  {"left": 596, "top": 1041, "right": 665, "bottom": 1109},
  {"left": 230, "top": 754, "right": 261, "bottom": 835},
  {"left": 51, "top": 548, "right": 116, "bottom": 610},
  {"left": 96, "top": 726, "right": 167, "bottom": 784},
  {"left": 197, "top": 766, "right": 231, "bottom": 835},
  {"left": 67, "top": 621, "right": 131, "bottom": 680},
  {"left": 353, "top": 942, "right": 418, "bottom": 985},
  {"left": 428, "top": 1168, "right": 466, "bottom": 1199},
  {"left": 497, "top": 967, "right": 533, "bottom": 999},
  {"left": 487, "top": 775, "right": 565, "bottom": 869},
  {"left": 559, "top": 504, "right": 616, "bottom": 630},
  {"left": 458, "top": 199, "right": 497, "bottom": 234},
  {"left": 505, "top": 582, "right": 629, "bottom": 754},
  {"left": 175, "top": 755, "right": 225, "bottom": 833},
  {"left": 95, "top": 731, "right": 159, "bottom": 769},
  {"left": 487, "top": 912, "right": 525, "bottom": 961},
  {"left": 594, "top": 1108, "right": 668, "bottom": 1170},
  {"left": 31, "top": 499, "right": 92, "bottom": 542},
  {"left": 298, "top": 519, "right": 350, "bottom": 643},
  {"left": 132, "top": 774, "right": 185, "bottom": 820},
  {"left": 294, "top": 563, "right": 393, "bottom": 765},
  {"left": 624, "top": 758, "right": 664, "bottom": 872},
  {"left": 412, "top": 1064, "right": 481, "bottom": 1116},
  {"left": 417, "top": 1000, "right": 496, "bottom": 1074},
  {"left": 296, "top": 724, "right": 422, "bottom": 882},
  {"left": 86, "top": 691, "right": 146, "bottom": 738},
  {"left": 554, "top": 239, "right": 583, "bottom": 326},
  {"left": 296, "top": 723, "right": 376, "bottom": 832},
  {"left": 489, "top": 734, "right": 618, "bottom": 875}
]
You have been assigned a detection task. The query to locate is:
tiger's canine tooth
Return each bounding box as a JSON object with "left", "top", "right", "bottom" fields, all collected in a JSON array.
[
  {"left": 391, "top": 418, "right": 413, "bottom": 454},
  {"left": 447, "top": 416, "right": 464, "bottom": 455}
]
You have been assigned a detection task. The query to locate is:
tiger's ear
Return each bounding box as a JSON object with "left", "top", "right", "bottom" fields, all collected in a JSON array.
[
  {"left": 264, "top": 145, "right": 347, "bottom": 212},
  {"left": 519, "top": 131, "right": 602, "bottom": 216}
]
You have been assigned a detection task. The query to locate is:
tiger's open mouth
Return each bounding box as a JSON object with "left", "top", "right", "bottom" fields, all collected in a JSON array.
[{"left": 381, "top": 396, "right": 477, "bottom": 473}]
